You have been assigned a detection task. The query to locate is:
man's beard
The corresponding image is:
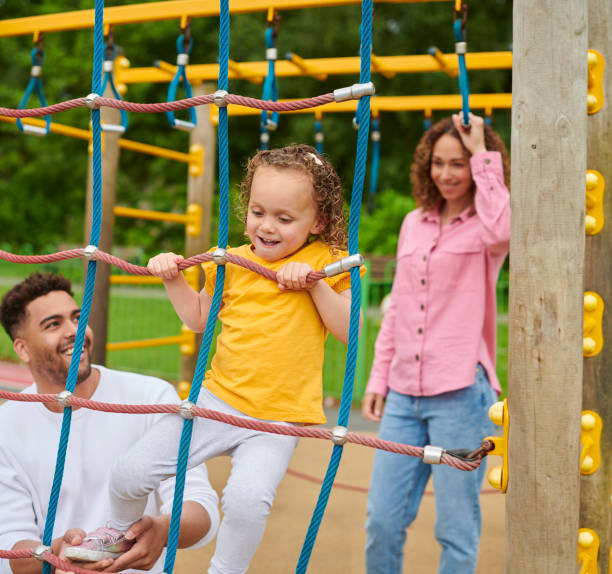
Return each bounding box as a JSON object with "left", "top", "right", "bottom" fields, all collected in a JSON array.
[{"left": 33, "top": 343, "right": 93, "bottom": 387}]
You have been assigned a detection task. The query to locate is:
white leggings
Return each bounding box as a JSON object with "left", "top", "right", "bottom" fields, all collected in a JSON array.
[{"left": 108, "top": 388, "right": 299, "bottom": 574}]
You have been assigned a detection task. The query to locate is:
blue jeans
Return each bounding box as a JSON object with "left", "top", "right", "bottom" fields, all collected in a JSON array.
[{"left": 365, "top": 365, "right": 497, "bottom": 574}]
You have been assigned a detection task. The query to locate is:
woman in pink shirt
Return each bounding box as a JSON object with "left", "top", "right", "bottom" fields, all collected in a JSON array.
[{"left": 362, "top": 112, "right": 510, "bottom": 574}]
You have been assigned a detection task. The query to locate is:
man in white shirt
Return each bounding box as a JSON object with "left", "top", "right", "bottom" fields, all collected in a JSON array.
[{"left": 0, "top": 272, "right": 220, "bottom": 574}]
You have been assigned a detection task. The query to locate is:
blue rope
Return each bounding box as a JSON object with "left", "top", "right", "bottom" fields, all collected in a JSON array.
[
  {"left": 40, "top": 3, "right": 105, "bottom": 573},
  {"left": 166, "top": 33, "right": 197, "bottom": 130},
  {"left": 162, "top": 2, "right": 230, "bottom": 572},
  {"left": 295, "top": 1, "right": 372, "bottom": 571},
  {"left": 100, "top": 42, "right": 129, "bottom": 133},
  {"left": 367, "top": 117, "right": 380, "bottom": 213},
  {"left": 260, "top": 25, "right": 279, "bottom": 149},
  {"left": 17, "top": 47, "right": 51, "bottom": 135},
  {"left": 454, "top": 18, "right": 471, "bottom": 125}
]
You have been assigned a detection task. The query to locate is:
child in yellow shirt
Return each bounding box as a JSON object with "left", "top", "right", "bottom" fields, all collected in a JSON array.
[{"left": 68, "top": 144, "right": 363, "bottom": 574}]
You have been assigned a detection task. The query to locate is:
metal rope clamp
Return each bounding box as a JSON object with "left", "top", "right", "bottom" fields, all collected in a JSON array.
[
  {"left": 331, "top": 425, "right": 348, "bottom": 446},
  {"left": 33, "top": 545, "right": 51, "bottom": 561},
  {"left": 213, "top": 90, "right": 229, "bottom": 108},
  {"left": 423, "top": 445, "right": 444, "bottom": 465},
  {"left": 333, "top": 82, "right": 376, "bottom": 102},
  {"left": 179, "top": 400, "right": 196, "bottom": 420},
  {"left": 455, "top": 42, "right": 467, "bottom": 55},
  {"left": 82, "top": 244, "right": 98, "bottom": 260},
  {"left": 56, "top": 390, "right": 73, "bottom": 408},
  {"left": 85, "top": 93, "right": 101, "bottom": 110},
  {"left": 324, "top": 254, "right": 364, "bottom": 277},
  {"left": 212, "top": 248, "right": 227, "bottom": 265}
]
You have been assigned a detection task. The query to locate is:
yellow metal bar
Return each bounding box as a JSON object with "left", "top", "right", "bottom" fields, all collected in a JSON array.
[
  {"left": 0, "top": 0, "right": 443, "bottom": 37},
  {"left": 428, "top": 47, "right": 458, "bottom": 77},
  {"left": 228, "top": 59, "right": 264, "bottom": 83},
  {"left": 209, "top": 93, "right": 512, "bottom": 124},
  {"left": 371, "top": 54, "right": 396, "bottom": 79},
  {"left": 0, "top": 115, "right": 195, "bottom": 166},
  {"left": 106, "top": 334, "right": 186, "bottom": 351},
  {"left": 116, "top": 52, "right": 512, "bottom": 86},
  {"left": 286, "top": 53, "right": 328, "bottom": 81},
  {"left": 114, "top": 205, "right": 190, "bottom": 224},
  {"left": 110, "top": 275, "right": 163, "bottom": 285}
]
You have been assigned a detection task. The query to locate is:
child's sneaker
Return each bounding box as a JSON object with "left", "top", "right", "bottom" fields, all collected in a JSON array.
[{"left": 65, "top": 526, "right": 134, "bottom": 561}]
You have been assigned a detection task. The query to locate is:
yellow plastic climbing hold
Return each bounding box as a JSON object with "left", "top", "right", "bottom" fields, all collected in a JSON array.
[
  {"left": 485, "top": 399, "right": 509, "bottom": 493},
  {"left": 585, "top": 170, "right": 605, "bottom": 235},
  {"left": 180, "top": 323, "right": 196, "bottom": 356},
  {"left": 577, "top": 528, "right": 599, "bottom": 574},
  {"left": 580, "top": 411, "right": 602, "bottom": 475},
  {"left": 188, "top": 143, "right": 204, "bottom": 178},
  {"left": 587, "top": 49, "right": 604, "bottom": 115},
  {"left": 583, "top": 292, "right": 604, "bottom": 357},
  {"left": 177, "top": 381, "right": 191, "bottom": 400}
]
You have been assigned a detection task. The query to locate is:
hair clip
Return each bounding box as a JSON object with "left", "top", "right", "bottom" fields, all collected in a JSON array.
[{"left": 307, "top": 152, "right": 323, "bottom": 166}]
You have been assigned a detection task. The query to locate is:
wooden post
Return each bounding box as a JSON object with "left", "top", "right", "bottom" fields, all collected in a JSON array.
[
  {"left": 581, "top": 1, "right": 612, "bottom": 571},
  {"left": 180, "top": 82, "right": 217, "bottom": 385},
  {"left": 84, "top": 87, "right": 121, "bottom": 366},
  {"left": 506, "top": 1, "right": 587, "bottom": 572}
]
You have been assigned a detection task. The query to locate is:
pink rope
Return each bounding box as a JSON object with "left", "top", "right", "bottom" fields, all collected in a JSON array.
[
  {"left": 0, "top": 92, "right": 335, "bottom": 119},
  {"left": 0, "top": 248, "right": 329, "bottom": 284},
  {"left": 0, "top": 389, "right": 485, "bottom": 471}
]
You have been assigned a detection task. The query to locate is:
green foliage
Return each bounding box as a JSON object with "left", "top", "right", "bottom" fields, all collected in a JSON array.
[
  {"left": 0, "top": 1, "right": 511, "bottom": 256},
  {"left": 357, "top": 189, "right": 415, "bottom": 255}
]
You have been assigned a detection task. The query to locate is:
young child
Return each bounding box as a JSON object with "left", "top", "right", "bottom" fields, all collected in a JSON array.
[{"left": 67, "top": 144, "right": 363, "bottom": 574}]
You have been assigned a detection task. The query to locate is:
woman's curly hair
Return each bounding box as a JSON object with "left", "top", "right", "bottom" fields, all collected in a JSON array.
[
  {"left": 239, "top": 144, "right": 348, "bottom": 252},
  {"left": 410, "top": 118, "right": 510, "bottom": 212}
]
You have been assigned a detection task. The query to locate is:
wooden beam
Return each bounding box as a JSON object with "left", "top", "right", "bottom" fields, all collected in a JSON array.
[{"left": 506, "top": 1, "right": 587, "bottom": 572}]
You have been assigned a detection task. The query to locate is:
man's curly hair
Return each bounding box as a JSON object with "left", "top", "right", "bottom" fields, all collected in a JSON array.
[
  {"left": 0, "top": 272, "right": 73, "bottom": 341},
  {"left": 410, "top": 118, "right": 510, "bottom": 212},
  {"left": 239, "top": 144, "right": 348, "bottom": 252}
]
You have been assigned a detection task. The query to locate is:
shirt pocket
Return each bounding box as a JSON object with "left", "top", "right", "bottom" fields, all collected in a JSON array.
[
  {"left": 430, "top": 237, "right": 483, "bottom": 292},
  {"left": 394, "top": 243, "right": 420, "bottom": 293}
]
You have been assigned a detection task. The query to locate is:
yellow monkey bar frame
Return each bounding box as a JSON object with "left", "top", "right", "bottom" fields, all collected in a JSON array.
[
  {"left": 116, "top": 51, "right": 513, "bottom": 86},
  {"left": 0, "top": 0, "right": 448, "bottom": 38}
]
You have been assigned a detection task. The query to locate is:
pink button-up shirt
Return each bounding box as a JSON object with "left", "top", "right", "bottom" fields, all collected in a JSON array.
[{"left": 366, "top": 151, "right": 510, "bottom": 397}]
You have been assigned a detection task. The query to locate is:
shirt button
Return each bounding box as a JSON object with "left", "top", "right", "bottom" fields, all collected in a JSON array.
[
  {"left": 418, "top": 328, "right": 423, "bottom": 334},
  {"left": 423, "top": 255, "right": 427, "bottom": 261},
  {"left": 490, "top": 186, "right": 494, "bottom": 190},
  {"left": 484, "top": 158, "right": 491, "bottom": 165},
  {"left": 420, "top": 304, "right": 425, "bottom": 311},
  {"left": 415, "top": 354, "right": 420, "bottom": 361},
  {"left": 421, "top": 279, "right": 426, "bottom": 285}
]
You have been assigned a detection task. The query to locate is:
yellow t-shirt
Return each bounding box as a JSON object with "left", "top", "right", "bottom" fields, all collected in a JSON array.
[{"left": 201, "top": 241, "right": 364, "bottom": 424}]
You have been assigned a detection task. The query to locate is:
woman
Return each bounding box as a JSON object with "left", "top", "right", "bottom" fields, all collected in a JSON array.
[{"left": 362, "top": 112, "right": 510, "bottom": 574}]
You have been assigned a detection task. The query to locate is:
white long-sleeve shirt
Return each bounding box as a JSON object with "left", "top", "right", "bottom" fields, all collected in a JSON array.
[{"left": 0, "top": 365, "right": 219, "bottom": 574}]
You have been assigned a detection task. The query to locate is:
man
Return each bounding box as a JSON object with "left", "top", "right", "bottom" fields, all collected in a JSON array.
[{"left": 0, "top": 272, "right": 220, "bottom": 574}]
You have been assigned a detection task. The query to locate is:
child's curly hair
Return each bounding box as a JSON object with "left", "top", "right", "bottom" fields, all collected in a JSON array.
[
  {"left": 239, "top": 144, "right": 348, "bottom": 252},
  {"left": 410, "top": 118, "right": 510, "bottom": 212}
]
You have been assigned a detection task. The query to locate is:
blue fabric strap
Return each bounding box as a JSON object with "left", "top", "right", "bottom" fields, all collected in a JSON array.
[
  {"left": 367, "top": 116, "right": 380, "bottom": 213},
  {"left": 260, "top": 24, "right": 279, "bottom": 149},
  {"left": 17, "top": 47, "right": 51, "bottom": 135},
  {"left": 100, "top": 42, "right": 129, "bottom": 133},
  {"left": 166, "top": 33, "right": 197, "bottom": 130},
  {"left": 454, "top": 17, "right": 471, "bottom": 125}
]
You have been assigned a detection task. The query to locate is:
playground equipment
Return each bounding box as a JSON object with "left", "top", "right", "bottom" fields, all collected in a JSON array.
[{"left": 1, "top": 0, "right": 610, "bottom": 572}]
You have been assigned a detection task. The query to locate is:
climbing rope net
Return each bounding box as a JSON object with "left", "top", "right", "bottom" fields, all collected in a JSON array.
[{"left": 0, "top": 1, "right": 493, "bottom": 573}]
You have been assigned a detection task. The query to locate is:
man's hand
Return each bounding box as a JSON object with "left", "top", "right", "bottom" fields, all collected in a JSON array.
[
  {"left": 361, "top": 392, "right": 386, "bottom": 422},
  {"left": 104, "top": 515, "right": 169, "bottom": 572},
  {"left": 55, "top": 530, "right": 114, "bottom": 574}
]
